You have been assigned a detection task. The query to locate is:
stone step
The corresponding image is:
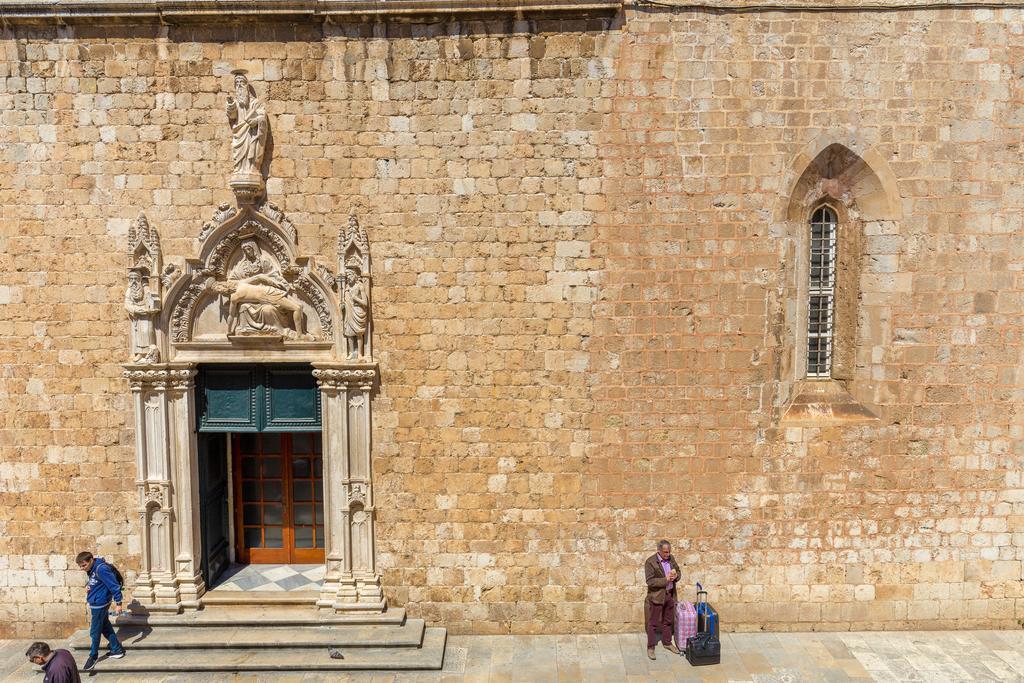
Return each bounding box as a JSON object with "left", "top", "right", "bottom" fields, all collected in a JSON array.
[
  {"left": 69, "top": 619, "right": 426, "bottom": 650},
  {"left": 202, "top": 590, "right": 319, "bottom": 605},
  {"left": 115, "top": 605, "right": 407, "bottom": 628},
  {"left": 76, "top": 627, "right": 447, "bottom": 673}
]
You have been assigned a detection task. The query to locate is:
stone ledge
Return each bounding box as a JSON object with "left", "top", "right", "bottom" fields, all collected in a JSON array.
[
  {"left": 780, "top": 379, "right": 879, "bottom": 427},
  {"left": 0, "top": 0, "right": 622, "bottom": 21},
  {"left": 1, "top": 0, "right": 1007, "bottom": 22},
  {"left": 639, "top": 0, "right": 1020, "bottom": 8}
]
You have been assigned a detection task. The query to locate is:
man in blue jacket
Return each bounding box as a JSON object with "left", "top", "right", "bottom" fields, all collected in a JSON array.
[{"left": 75, "top": 551, "right": 126, "bottom": 670}]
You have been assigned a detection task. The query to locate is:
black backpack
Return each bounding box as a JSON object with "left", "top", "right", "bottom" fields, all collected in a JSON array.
[{"left": 107, "top": 562, "right": 125, "bottom": 589}]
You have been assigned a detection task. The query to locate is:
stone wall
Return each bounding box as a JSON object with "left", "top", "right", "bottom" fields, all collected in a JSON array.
[{"left": 1, "top": 5, "right": 1023, "bottom": 638}]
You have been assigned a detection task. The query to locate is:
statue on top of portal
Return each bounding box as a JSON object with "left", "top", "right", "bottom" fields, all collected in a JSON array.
[{"left": 226, "top": 70, "right": 268, "bottom": 202}]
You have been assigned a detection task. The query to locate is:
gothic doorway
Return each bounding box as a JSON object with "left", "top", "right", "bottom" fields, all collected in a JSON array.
[{"left": 123, "top": 103, "right": 384, "bottom": 610}]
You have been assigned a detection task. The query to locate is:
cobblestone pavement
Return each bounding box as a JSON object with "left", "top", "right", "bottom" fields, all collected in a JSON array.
[{"left": 3, "top": 630, "right": 1024, "bottom": 681}]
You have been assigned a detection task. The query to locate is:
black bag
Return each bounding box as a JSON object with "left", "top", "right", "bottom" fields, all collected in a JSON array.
[
  {"left": 685, "top": 631, "right": 721, "bottom": 666},
  {"left": 108, "top": 562, "right": 125, "bottom": 589}
]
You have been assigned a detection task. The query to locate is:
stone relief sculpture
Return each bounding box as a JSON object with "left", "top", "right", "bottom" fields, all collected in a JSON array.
[
  {"left": 209, "top": 238, "right": 309, "bottom": 340},
  {"left": 226, "top": 70, "right": 268, "bottom": 202},
  {"left": 160, "top": 263, "right": 181, "bottom": 290},
  {"left": 169, "top": 215, "right": 335, "bottom": 346},
  {"left": 126, "top": 213, "right": 162, "bottom": 363},
  {"left": 339, "top": 216, "right": 372, "bottom": 360}
]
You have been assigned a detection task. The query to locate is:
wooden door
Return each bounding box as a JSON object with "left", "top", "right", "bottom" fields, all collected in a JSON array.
[
  {"left": 233, "top": 433, "right": 325, "bottom": 564},
  {"left": 198, "top": 433, "right": 230, "bottom": 585}
]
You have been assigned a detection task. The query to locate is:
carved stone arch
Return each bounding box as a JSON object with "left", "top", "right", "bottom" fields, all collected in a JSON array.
[
  {"left": 295, "top": 270, "right": 335, "bottom": 341},
  {"left": 776, "top": 131, "right": 903, "bottom": 223},
  {"left": 164, "top": 278, "right": 199, "bottom": 345},
  {"left": 201, "top": 214, "right": 297, "bottom": 279}
]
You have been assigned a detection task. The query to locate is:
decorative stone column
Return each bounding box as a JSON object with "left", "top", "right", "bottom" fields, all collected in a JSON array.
[
  {"left": 313, "top": 363, "right": 385, "bottom": 612},
  {"left": 124, "top": 364, "right": 205, "bottom": 612}
]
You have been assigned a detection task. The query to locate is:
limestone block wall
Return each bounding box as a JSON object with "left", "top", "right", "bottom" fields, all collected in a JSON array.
[
  {"left": 589, "top": 7, "right": 1024, "bottom": 633},
  {"left": 0, "top": 6, "right": 1022, "bottom": 637}
]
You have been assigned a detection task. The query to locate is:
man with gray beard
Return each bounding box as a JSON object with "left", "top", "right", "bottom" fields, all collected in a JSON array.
[{"left": 226, "top": 70, "right": 268, "bottom": 180}]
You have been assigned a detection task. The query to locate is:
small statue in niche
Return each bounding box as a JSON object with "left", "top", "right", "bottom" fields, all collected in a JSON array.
[
  {"left": 125, "top": 269, "right": 160, "bottom": 363},
  {"left": 210, "top": 238, "right": 307, "bottom": 339},
  {"left": 342, "top": 261, "right": 369, "bottom": 359},
  {"left": 226, "top": 70, "right": 268, "bottom": 192}
]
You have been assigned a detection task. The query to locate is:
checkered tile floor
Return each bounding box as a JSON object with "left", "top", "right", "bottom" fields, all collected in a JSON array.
[{"left": 211, "top": 563, "right": 325, "bottom": 592}]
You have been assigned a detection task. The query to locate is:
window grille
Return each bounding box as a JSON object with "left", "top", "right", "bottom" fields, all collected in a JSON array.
[{"left": 807, "top": 206, "right": 837, "bottom": 378}]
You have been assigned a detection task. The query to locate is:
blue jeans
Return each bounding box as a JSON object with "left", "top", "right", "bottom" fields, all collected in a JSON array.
[{"left": 88, "top": 606, "right": 123, "bottom": 659}]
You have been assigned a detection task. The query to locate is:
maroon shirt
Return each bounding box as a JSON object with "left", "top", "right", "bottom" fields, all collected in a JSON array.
[{"left": 42, "top": 649, "right": 81, "bottom": 683}]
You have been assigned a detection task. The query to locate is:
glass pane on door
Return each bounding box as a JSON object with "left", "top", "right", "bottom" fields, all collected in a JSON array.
[
  {"left": 290, "top": 447, "right": 324, "bottom": 557},
  {"left": 234, "top": 433, "right": 289, "bottom": 563}
]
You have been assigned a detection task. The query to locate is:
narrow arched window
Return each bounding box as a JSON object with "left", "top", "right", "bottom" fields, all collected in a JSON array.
[{"left": 807, "top": 206, "right": 837, "bottom": 378}]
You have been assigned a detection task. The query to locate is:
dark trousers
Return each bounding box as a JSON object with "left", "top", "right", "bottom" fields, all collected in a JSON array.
[
  {"left": 646, "top": 592, "right": 676, "bottom": 648},
  {"left": 88, "top": 607, "right": 123, "bottom": 659}
]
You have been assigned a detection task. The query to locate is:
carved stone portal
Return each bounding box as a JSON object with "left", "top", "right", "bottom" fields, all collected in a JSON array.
[{"left": 124, "top": 68, "right": 382, "bottom": 616}]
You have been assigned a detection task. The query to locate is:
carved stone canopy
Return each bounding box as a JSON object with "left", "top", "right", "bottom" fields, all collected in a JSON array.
[{"left": 129, "top": 213, "right": 161, "bottom": 278}]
